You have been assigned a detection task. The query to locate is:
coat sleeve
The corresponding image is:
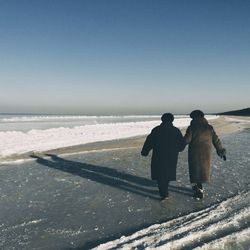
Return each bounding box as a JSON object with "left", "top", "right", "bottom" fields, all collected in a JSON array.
[
  {"left": 184, "top": 126, "right": 192, "bottom": 144},
  {"left": 212, "top": 128, "right": 226, "bottom": 157},
  {"left": 141, "top": 131, "right": 154, "bottom": 156},
  {"left": 177, "top": 129, "right": 186, "bottom": 152}
]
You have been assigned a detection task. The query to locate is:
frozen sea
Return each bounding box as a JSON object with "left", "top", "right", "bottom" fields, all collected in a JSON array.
[
  {"left": 0, "top": 114, "right": 249, "bottom": 249},
  {"left": 0, "top": 114, "right": 217, "bottom": 159},
  {"left": 0, "top": 114, "right": 163, "bottom": 132}
]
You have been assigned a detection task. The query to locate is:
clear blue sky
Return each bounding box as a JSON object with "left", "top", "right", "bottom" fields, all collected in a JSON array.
[{"left": 0, "top": 0, "right": 249, "bottom": 115}]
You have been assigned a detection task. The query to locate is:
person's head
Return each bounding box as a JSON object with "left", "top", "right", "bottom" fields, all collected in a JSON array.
[
  {"left": 161, "top": 113, "right": 174, "bottom": 123},
  {"left": 190, "top": 110, "right": 204, "bottom": 119}
]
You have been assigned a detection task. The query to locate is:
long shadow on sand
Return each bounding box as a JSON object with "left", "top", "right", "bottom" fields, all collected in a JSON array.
[
  {"left": 31, "top": 154, "right": 192, "bottom": 201},
  {"left": 31, "top": 154, "right": 159, "bottom": 200},
  {"left": 31, "top": 154, "right": 194, "bottom": 249}
]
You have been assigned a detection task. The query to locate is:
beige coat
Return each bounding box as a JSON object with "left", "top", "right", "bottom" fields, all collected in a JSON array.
[{"left": 184, "top": 118, "right": 225, "bottom": 183}]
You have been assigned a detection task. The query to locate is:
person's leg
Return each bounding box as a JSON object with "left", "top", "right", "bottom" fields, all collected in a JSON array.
[
  {"left": 193, "top": 183, "right": 204, "bottom": 199},
  {"left": 157, "top": 176, "right": 169, "bottom": 199}
]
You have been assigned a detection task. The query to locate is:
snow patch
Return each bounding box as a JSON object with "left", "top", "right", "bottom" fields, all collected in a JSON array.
[
  {"left": 3, "top": 219, "right": 46, "bottom": 232},
  {"left": 225, "top": 117, "right": 250, "bottom": 123},
  {"left": 0, "top": 115, "right": 218, "bottom": 158},
  {"left": 45, "top": 226, "right": 85, "bottom": 237},
  {"left": 93, "top": 190, "right": 250, "bottom": 250}
]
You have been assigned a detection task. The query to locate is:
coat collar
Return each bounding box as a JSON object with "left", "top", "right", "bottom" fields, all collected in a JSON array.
[
  {"left": 190, "top": 117, "right": 208, "bottom": 126},
  {"left": 161, "top": 122, "right": 173, "bottom": 127}
]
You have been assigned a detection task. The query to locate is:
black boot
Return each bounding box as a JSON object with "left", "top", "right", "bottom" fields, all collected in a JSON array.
[
  {"left": 157, "top": 179, "right": 169, "bottom": 200},
  {"left": 192, "top": 184, "right": 204, "bottom": 199}
]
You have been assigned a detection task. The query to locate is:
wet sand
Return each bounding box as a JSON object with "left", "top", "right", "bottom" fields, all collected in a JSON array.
[{"left": 0, "top": 116, "right": 250, "bottom": 249}]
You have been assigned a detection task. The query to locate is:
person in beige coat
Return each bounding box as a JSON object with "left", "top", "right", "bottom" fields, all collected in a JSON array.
[{"left": 184, "top": 110, "right": 226, "bottom": 199}]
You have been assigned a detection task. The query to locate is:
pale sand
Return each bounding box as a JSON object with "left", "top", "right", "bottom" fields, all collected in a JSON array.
[{"left": 1, "top": 116, "right": 250, "bottom": 163}]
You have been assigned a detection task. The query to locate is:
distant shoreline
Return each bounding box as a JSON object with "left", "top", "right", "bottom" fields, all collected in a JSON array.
[
  {"left": 1, "top": 115, "right": 250, "bottom": 165},
  {"left": 1, "top": 107, "right": 249, "bottom": 117},
  {"left": 217, "top": 107, "right": 250, "bottom": 116}
]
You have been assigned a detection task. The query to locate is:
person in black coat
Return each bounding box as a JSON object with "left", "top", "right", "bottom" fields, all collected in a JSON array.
[{"left": 141, "top": 113, "right": 185, "bottom": 200}]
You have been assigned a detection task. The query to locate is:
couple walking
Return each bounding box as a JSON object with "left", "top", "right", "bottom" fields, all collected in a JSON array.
[{"left": 141, "top": 110, "right": 226, "bottom": 200}]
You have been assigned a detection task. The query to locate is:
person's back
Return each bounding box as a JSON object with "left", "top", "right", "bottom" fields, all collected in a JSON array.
[
  {"left": 141, "top": 113, "right": 185, "bottom": 200},
  {"left": 150, "top": 123, "right": 184, "bottom": 166},
  {"left": 184, "top": 110, "right": 226, "bottom": 199}
]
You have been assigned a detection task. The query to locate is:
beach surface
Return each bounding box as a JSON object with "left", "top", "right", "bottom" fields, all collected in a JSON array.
[{"left": 0, "top": 116, "right": 250, "bottom": 249}]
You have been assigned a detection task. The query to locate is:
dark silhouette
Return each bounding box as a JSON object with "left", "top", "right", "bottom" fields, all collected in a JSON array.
[
  {"left": 184, "top": 110, "right": 226, "bottom": 199},
  {"left": 30, "top": 154, "right": 160, "bottom": 199},
  {"left": 141, "top": 113, "right": 185, "bottom": 200},
  {"left": 217, "top": 107, "right": 250, "bottom": 116},
  {"left": 30, "top": 153, "right": 192, "bottom": 201}
]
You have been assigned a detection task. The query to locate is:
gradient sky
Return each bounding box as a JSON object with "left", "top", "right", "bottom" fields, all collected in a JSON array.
[{"left": 0, "top": 0, "right": 249, "bottom": 115}]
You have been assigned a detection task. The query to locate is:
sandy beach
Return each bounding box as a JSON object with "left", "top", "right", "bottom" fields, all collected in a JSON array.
[{"left": 0, "top": 116, "right": 250, "bottom": 249}]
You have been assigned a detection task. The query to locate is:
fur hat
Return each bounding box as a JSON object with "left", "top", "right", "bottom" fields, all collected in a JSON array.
[
  {"left": 161, "top": 113, "right": 174, "bottom": 123},
  {"left": 190, "top": 110, "right": 204, "bottom": 119}
]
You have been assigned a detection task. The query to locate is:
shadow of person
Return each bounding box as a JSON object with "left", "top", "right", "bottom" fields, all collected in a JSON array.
[
  {"left": 30, "top": 154, "right": 160, "bottom": 200},
  {"left": 168, "top": 185, "right": 193, "bottom": 195}
]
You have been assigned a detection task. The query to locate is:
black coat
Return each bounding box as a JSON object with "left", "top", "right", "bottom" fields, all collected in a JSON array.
[{"left": 141, "top": 122, "right": 185, "bottom": 181}]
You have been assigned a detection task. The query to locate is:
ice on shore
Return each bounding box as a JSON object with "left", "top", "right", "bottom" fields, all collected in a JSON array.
[
  {"left": 93, "top": 190, "right": 250, "bottom": 250},
  {"left": 0, "top": 115, "right": 160, "bottom": 123},
  {"left": 0, "top": 115, "right": 218, "bottom": 158},
  {"left": 0, "top": 125, "right": 249, "bottom": 250}
]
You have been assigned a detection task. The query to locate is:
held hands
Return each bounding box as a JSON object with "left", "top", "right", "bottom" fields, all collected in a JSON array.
[
  {"left": 217, "top": 148, "right": 226, "bottom": 161},
  {"left": 141, "top": 151, "right": 148, "bottom": 157}
]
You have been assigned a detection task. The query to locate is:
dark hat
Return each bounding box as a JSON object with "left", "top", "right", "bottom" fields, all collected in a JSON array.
[
  {"left": 161, "top": 113, "right": 174, "bottom": 123},
  {"left": 190, "top": 110, "right": 204, "bottom": 119}
]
